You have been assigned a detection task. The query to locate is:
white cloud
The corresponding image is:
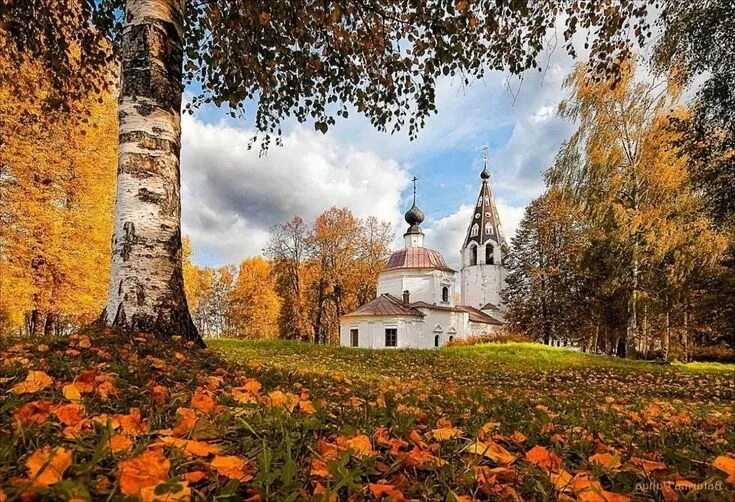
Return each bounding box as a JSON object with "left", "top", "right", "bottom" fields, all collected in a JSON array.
[{"left": 181, "top": 116, "right": 410, "bottom": 266}]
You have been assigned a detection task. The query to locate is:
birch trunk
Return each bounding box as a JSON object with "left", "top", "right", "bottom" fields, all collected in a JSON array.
[{"left": 101, "top": 0, "right": 201, "bottom": 345}]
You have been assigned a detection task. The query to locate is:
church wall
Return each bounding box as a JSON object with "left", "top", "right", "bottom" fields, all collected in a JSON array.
[
  {"left": 340, "top": 316, "right": 425, "bottom": 349},
  {"left": 460, "top": 263, "right": 507, "bottom": 309},
  {"left": 377, "top": 269, "right": 456, "bottom": 306}
]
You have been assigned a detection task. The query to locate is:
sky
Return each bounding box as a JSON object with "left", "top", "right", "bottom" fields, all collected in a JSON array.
[{"left": 180, "top": 35, "right": 582, "bottom": 271}]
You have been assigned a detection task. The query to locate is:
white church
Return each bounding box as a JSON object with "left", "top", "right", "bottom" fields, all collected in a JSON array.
[{"left": 339, "top": 151, "right": 509, "bottom": 349}]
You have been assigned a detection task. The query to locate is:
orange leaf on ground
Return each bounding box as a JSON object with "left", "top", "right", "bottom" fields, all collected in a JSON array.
[
  {"left": 589, "top": 452, "right": 621, "bottom": 469},
  {"left": 158, "top": 436, "right": 222, "bottom": 457},
  {"left": 117, "top": 449, "right": 170, "bottom": 497},
  {"left": 369, "top": 482, "right": 406, "bottom": 500},
  {"left": 78, "top": 335, "right": 91, "bottom": 348},
  {"left": 13, "top": 400, "right": 53, "bottom": 426},
  {"left": 339, "top": 434, "right": 375, "bottom": 457},
  {"left": 269, "top": 390, "right": 299, "bottom": 412},
  {"left": 109, "top": 434, "right": 134, "bottom": 453},
  {"left": 12, "top": 371, "right": 53, "bottom": 394},
  {"left": 242, "top": 378, "right": 262, "bottom": 394},
  {"left": 210, "top": 455, "right": 252, "bottom": 481},
  {"left": 52, "top": 403, "right": 85, "bottom": 426},
  {"left": 466, "top": 440, "right": 517, "bottom": 465},
  {"left": 299, "top": 399, "right": 316, "bottom": 414},
  {"left": 26, "top": 446, "right": 72, "bottom": 487},
  {"left": 63, "top": 383, "right": 82, "bottom": 401},
  {"left": 310, "top": 458, "right": 329, "bottom": 478},
  {"left": 182, "top": 470, "right": 208, "bottom": 483},
  {"left": 139, "top": 480, "right": 191, "bottom": 502},
  {"left": 525, "top": 445, "right": 563, "bottom": 471},
  {"left": 115, "top": 408, "right": 147, "bottom": 435},
  {"left": 713, "top": 455, "right": 735, "bottom": 483},
  {"left": 629, "top": 457, "right": 668, "bottom": 473},
  {"left": 510, "top": 431, "right": 527, "bottom": 443},
  {"left": 402, "top": 446, "right": 447, "bottom": 469},
  {"left": 191, "top": 389, "right": 215, "bottom": 413},
  {"left": 432, "top": 427, "right": 461, "bottom": 440},
  {"left": 171, "top": 407, "right": 198, "bottom": 437}
]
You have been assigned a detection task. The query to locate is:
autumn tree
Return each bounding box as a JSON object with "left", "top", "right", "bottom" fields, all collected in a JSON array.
[
  {"left": 0, "top": 52, "right": 117, "bottom": 335},
  {"left": 229, "top": 257, "right": 280, "bottom": 339},
  {"left": 1, "top": 0, "right": 660, "bottom": 343},
  {"left": 503, "top": 189, "right": 589, "bottom": 346},
  {"left": 265, "top": 217, "right": 311, "bottom": 341},
  {"left": 546, "top": 61, "right": 725, "bottom": 358}
]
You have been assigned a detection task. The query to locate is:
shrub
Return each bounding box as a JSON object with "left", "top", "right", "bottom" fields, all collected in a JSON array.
[{"left": 690, "top": 345, "right": 735, "bottom": 363}]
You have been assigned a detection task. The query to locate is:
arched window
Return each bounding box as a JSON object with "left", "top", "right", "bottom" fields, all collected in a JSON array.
[
  {"left": 471, "top": 223, "right": 479, "bottom": 237},
  {"left": 449, "top": 336, "right": 454, "bottom": 343},
  {"left": 434, "top": 335, "right": 440, "bottom": 347},
  {"left": 441, "top": 286, "right": 449, "bottom": 302},
  {"left": 484, "top": 222, "right": 493, "bottom": 235},
  {"left": 485, "top": 244, "right": 494, "bottom": 265},
  {"left": 470, "top": 245, "right": 477, "bottom": 266}
]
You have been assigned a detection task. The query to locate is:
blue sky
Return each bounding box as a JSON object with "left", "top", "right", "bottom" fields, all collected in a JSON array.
[{"left": 180, "top": 39, "right": 579, "bottom": 269}]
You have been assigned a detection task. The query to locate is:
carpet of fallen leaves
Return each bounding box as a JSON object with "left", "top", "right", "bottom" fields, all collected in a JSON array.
[{"left": 0, "top": 330, "right": 733, "bottom": 501}]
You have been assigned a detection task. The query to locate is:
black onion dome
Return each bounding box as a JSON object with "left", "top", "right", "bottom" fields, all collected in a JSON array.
[
  {"left": 480, "top": 165, "right": 490, "bottom": 180},
  {"left": 404, "top": 203, "right": 425, "bottom": 226}
]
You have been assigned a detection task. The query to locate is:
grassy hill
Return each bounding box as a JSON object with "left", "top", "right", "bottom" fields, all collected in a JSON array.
[{"left": 1, "top": 331, "right": 733, "bottom": 501}]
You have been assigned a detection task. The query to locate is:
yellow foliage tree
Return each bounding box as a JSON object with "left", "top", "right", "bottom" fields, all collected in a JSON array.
[
  {"left": 229, "top": 258, "right": 280, "bottom": 339},
  {"left": 0, "top": 51, "right": 117, "bottom": 334}
]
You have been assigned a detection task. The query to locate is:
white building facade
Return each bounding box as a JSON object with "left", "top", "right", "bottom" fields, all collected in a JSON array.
[{"left": 339, "top": 174, "right": 503, "bottom": 349}]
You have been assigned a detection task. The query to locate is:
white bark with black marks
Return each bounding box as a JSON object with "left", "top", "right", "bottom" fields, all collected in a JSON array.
[{"left": 101, "top": 0, "right": 201, "bottom": 345}]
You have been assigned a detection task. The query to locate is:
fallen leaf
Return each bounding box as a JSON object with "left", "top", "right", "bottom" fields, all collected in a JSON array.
[
  {"left": 117, "top": 449, "right": 170, "bottom": 497},
  {"left": 171, "top": 408, "right": 198, "bottom": 437},
  {"left": 12, "top": 371, "right": 53, "bottom": 394},
  {"left": 63, "top": 383, "right": 82, "bottom": 402},
  {"left": 52, "top": 403, "right": 85, "bottom": 426},
  {"left": 210, "top": 455, "right": 252, "bottom": 481},
  {"left": 589, "top": 452, "right": 621, "bottom": 470},
  {"left": 713, "top": 455, "right": 735, "bottom": 483},
  {"left": 525, "top": 445, "right": 563, "bottom": 471},
  {"left": 191, "top": 389, "right": 215, "bottom": 413},
  {"left": 432, "top": 427, "right": 461, "bottom": 440},
  {"left": 140, "top": 480, "right": 191, "bottom": 502},
  {"left": 26, "top": 446, "right": 72, "bottom": 486},
  {"left": 269, "top": 390, "right": 299, "bottom": 412},
  {"left": 109, "top": 434, "right": 134, "bottom": 453},
  {"left": 78, "top": 335, "right": 91, "bottom": 348},
  {"left": 13, "top": 400, "right": 53, "bottom": 426},
  {"left": 466, "top": 440, "right": 517, "bottom": 465}
]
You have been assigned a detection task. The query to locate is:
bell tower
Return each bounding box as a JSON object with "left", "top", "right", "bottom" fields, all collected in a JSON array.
[{"left": 460, "top": 147, "right": 508, "bottom": 312}]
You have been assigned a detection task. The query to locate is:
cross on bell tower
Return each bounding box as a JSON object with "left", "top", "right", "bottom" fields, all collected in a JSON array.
[{"left": 404, "top": 176, "right": 425, "bottom": 248}]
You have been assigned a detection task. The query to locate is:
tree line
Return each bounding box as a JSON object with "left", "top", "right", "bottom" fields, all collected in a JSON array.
[
  {"left": 182, "top": 209, "right": 392, "bottom": 342},
  {"left": 503, "top": 59, "right": 734, "bottom": 361}
]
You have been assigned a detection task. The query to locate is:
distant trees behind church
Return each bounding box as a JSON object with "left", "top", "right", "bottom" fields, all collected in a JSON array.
[
  {"left": 182, "top": 208, "right": 393, "bottom": 342},
  {"left": 502, "top": 61, "right": 733, "bottom": 362}
]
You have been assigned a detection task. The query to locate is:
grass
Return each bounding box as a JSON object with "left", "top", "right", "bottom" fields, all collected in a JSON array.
[{"left": 1, "top": 331, "right": 733, "bottom": 501}]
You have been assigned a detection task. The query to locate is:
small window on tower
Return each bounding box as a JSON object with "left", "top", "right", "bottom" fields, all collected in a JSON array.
[
  {"left": 442, "top": 286, "right": 449, "bottom": 302},
  {"left": 484, "top": 195, "right": 490, "bottom": 205},
  {"left": 485, "top": 222, "right": 492, "bottom": 235},
  {"left": 477, "top": 197, "right": 482, "bottom": 207},
  {"left": 470, "top": 245, "right": 477, "bottom": 266},
  {"left": 471, "top": 223, "right": 479, "bottom": 237},
  {"left": 486, "top": 244, "right": 494, "bottom": 265}
]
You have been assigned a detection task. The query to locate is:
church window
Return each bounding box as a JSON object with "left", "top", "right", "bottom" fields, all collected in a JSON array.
[
  {"left": 474, "top": 213, "right": 480, "bottom": 219},
  {"left": 486, "top": 244, "right": 494, "bottom": 265},
  {"left": 350, "top": 329, "right": 359, "bottom": 347},
  {"left": 484, "top": 195, "right": 490, "bottom": 205},
  {"left": 470, "top": 245, "right": 477, "bottom": 266},
  {"left": 434, "top": 335, "right": 440, "bottom": 347},
  {"left": 442, "top": 286, "right": 449, "bottom": 302},
  {"left": 449, "top": 336, "right": 454, "bottom": 343},
  {"left": 385, "top": 328, "right": 397, "bottom": 347},
  {"left": 485, "top": 222, "right": 493, "bottom": 235},
  {"left": 471, "top": 223, "right": 479, "bottom": 237},
  {"left": 477, "top": 197, "right": 482, "bottom": 207},
  {"left": 485, "top": 212, "right": 491, "bottom": 218}
]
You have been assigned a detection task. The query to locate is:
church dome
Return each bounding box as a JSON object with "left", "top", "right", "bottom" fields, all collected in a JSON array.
[
  {"left": 385, "top": 247, "right": 454, "bottom": 272},
  {"left": 404, "top": 203, "right": 425, "bottom": 226}
]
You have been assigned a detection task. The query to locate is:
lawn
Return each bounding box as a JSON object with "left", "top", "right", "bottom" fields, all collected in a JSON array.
[{"left": 1, "top": 331, "right": 733, "bottom": 501}]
